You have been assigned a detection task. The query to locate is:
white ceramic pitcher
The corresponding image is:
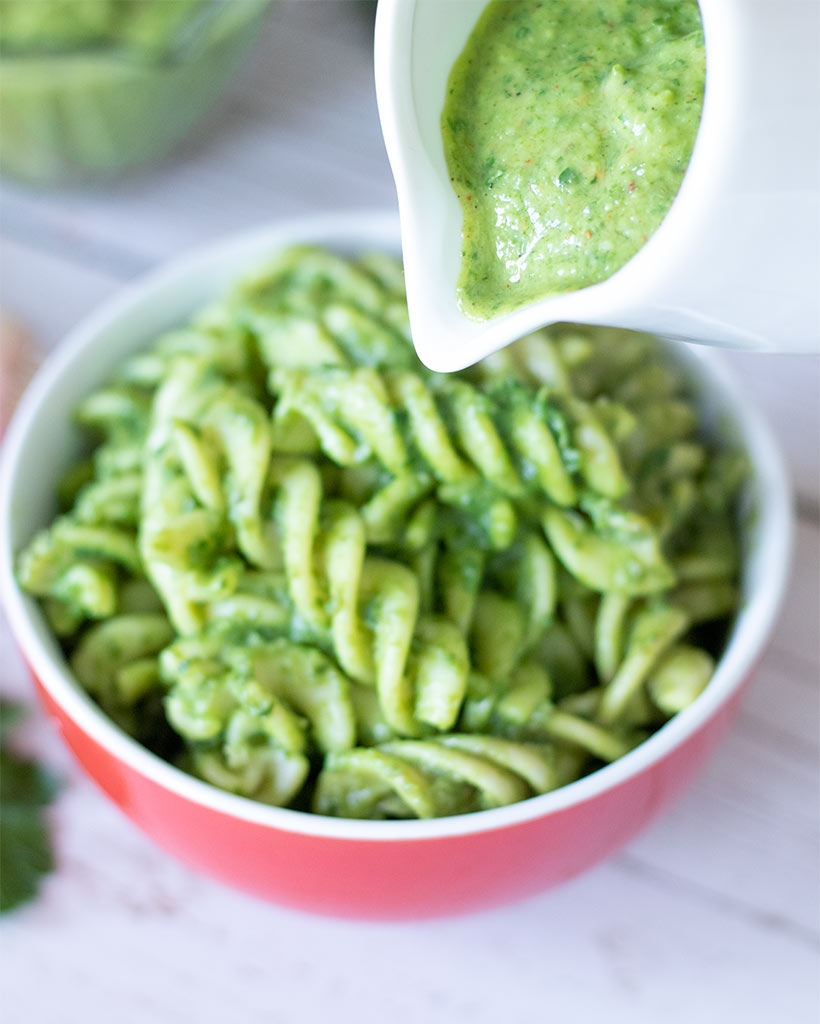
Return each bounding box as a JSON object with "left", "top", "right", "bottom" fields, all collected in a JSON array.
[{"left": 375, "top": 0, "right": 820, "bottom": 372}]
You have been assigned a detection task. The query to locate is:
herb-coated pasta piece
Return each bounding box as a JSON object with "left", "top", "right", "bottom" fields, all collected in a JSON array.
[
  {"left": 470, "top": 591, "right": 525, "bottom": 680},
  {"left": 315, "top": 735, "right": 558, "bottom": 819},
  {"left": 17, "top": 519, "right": 141, "bottom": 628},
  {"left": 228, "top": 641, "right": 356, "bottom": 754},
  {"left": 73, "top": 473, "right": 143, "bottom": 527},
  {"left": 557, "top": 394, "right": 630, "bottom": 499},
  {"left": 543, "top": 506, "right": 675, "bottom": 596},
  {"left": 594, "top": 592, "right": 632, "bottom": 683},
  {"left": 493, "top": 661, "right": 552, "bottom": 725},
  {"left": 540, "top": 710, "right": 636, "bottom": 764},
  {"left": 646, "top": 644, "right": 715, "bottom": 715},
  {"left": 313, "top": 748, "right": 436, "bottom": 819},
  {"left": 321, "top": 502, "right": 374, "bottom": 683},
  {"left": 496, "top": 384, "right": 577, "bottom": 506},
  {"left": 436, "top": 545, "right": 484, "bottom": 635},
  {"left": 268, "top": 464, "right": 472, "bottom": 736},
  {"left": 71, "top": 613, "right": 174, "bottom": 733},
  {"left": 597, "top": 604, "right": 690, "bottom": 725},
  {"left": 161, "top": 637, "right": 312, "bottom": 805},
  {"left": 411, "top": 616, "right": 470, "bottom": 731}
]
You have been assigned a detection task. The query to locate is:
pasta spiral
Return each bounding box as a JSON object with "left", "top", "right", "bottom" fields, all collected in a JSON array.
[{"left": 16, "top": 245, "right": 745, "bottom": 818}]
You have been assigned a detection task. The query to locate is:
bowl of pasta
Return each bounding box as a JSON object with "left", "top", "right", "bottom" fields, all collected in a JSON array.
[{"left": 0, "top": 211, "right": 791, "bottom": 919}]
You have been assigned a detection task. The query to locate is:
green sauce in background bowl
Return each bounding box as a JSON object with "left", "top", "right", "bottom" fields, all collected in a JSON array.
[
  {"left": 442, "top": 0, "right": 705, "bottom": 320},
  {"left": 0, "top": 0, "right": 271, "bottom": 185}
]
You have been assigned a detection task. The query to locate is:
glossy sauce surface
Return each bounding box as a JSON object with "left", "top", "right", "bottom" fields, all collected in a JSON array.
[{"left": 442, "top": 0, "right": 705, "bottom": 319}]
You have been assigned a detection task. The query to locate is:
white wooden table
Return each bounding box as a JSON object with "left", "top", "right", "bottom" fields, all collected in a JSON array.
[{"left": 1, "top": 5, "right": 818, "bottom": 1022}]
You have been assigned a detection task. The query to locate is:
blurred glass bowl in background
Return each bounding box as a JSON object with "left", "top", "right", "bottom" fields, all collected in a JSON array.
[{"left": 0, "top": 0, "right": 272, "bottom": 186}]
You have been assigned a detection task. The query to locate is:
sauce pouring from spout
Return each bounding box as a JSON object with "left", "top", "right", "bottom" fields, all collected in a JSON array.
[{"left": 374, "top": 0, "right": 820, "bottom": 372}]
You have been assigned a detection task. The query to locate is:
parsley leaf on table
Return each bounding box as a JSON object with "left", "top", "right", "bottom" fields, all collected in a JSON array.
[{"left": 0, "top": 700, "right": 58, "bottom": 914}]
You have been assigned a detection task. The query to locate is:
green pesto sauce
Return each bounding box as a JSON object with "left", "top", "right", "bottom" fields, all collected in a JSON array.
[{"left": 442, "top": 0, "right": 705, "bottom": 319}]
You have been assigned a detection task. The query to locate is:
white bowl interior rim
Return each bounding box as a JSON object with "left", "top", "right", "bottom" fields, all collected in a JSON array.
[{"left": 0, "top": 210, "right": 793, "bottom": 842}]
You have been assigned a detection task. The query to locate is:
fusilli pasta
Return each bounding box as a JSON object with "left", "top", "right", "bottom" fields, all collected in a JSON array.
[{"left": 16, "top": 246, "right": 745, "bottom": 818}]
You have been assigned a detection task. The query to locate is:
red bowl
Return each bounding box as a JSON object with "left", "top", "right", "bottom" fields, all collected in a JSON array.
[{"left": 0, "top": 212, "right": 792, "bottom": 919}]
